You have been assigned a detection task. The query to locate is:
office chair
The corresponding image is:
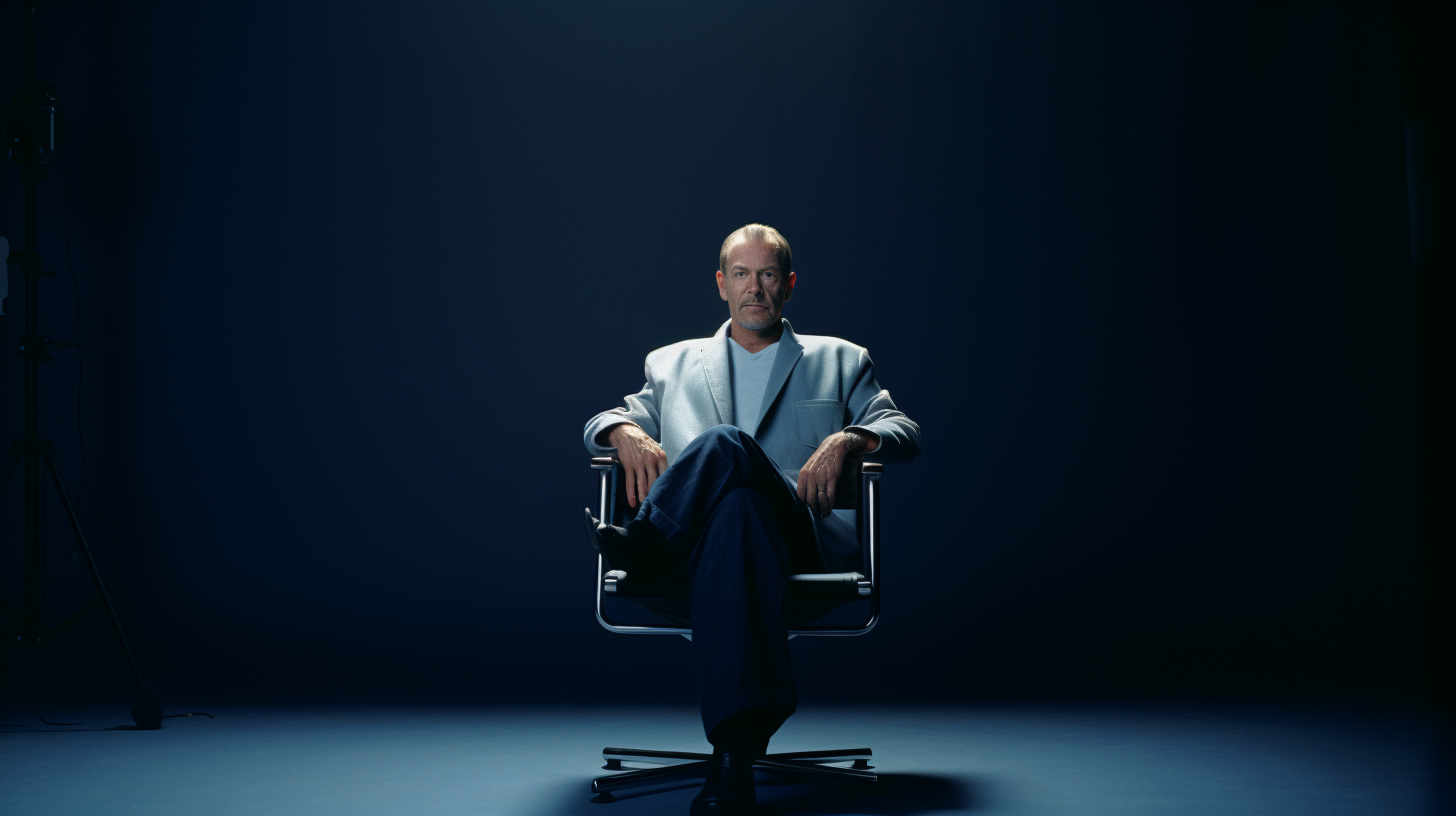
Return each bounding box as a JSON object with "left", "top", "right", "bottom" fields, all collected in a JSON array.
[{"left": 587, "top": 455, "right": 883, "bottom": 804}]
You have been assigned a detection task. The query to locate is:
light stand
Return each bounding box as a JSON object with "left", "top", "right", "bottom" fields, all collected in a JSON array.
[{"left": 0, "top": 4, "right": 161, "bottom": 729}]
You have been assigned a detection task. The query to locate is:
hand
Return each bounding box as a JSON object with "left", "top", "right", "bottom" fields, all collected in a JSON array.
[
  {"left": 609, "top": 424, "right": 668, "bottom": 508},
  {"left": 796, "top": 430, "right": 874, "bottom": 519}
]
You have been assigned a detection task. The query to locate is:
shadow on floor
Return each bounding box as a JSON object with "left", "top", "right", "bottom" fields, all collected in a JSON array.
[
  {"left": 758, "top": 773, "right": 977, "bottom": 815},
  {"left": 552, "top": 773, "right": 977, "bottom": 815}
]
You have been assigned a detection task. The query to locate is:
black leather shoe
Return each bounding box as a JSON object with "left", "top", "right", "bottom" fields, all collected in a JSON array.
[
  {"left": 689, "top": 750, "right": 756, "bottom": 814},
  {"left": 581, "top": 508, "right": 641, "bottom": 569},
  {"left": 581, "top": 508, "right": 621, "bottom": 560},
  {"left": 581, "top": 508, "right": 669, "bottom": 577}
]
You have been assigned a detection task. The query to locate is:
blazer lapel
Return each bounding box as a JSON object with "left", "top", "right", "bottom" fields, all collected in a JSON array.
[
  {"left": 751, "top": 319, "right": 803, "bottom": 436},
  {"left": 700, "top": 320, "right": 734, "bottom": 426}
]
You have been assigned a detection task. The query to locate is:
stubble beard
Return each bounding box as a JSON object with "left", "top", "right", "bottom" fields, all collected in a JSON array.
[{"left": 736, "top": 306, "right": 776, "bottom": 332}]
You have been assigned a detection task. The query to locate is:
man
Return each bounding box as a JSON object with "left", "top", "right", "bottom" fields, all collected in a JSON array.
[{"left": 583, "top": 224, "right": 920, "bottom": 814}]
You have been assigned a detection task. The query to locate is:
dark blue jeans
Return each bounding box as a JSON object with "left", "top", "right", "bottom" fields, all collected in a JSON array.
[{"left": 637, "top": 425, "right": 824, "bottom": 741}]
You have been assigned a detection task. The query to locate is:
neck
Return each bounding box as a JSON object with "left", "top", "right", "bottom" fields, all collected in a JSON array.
[{"left": 730, "top": 319, "right": 783, "bottom": 353}]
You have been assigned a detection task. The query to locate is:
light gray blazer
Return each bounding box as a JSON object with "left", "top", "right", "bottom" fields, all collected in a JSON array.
[{"left": 584, "top": 319, "right": 921, "bottom": 572}]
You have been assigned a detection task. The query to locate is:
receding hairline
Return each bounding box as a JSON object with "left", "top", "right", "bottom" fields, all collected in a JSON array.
[
  {"left": 718, "top": 224, "right": 792, "bottom": 277},
  {"left": 722, "top": 244, "right": 782, "bottom": 270}
]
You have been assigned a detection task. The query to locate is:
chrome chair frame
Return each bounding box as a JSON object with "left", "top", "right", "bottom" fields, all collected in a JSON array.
[{"left": 587, "top": 456, "right": 883, "bottom": 803}]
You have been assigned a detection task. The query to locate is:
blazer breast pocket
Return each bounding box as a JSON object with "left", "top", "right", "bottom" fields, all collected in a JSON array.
[{"left": 794, "top": 399, "right": 847, "bottom": 449}]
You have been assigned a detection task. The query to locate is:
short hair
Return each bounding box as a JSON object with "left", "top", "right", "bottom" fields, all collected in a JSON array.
[{"left": 719, "top": 223, "right": 792, "bottom": 278}]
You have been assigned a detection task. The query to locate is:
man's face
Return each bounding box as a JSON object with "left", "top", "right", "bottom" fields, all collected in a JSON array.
[{"left": 716, "top": 239, "right": 795, "bottom": 332}]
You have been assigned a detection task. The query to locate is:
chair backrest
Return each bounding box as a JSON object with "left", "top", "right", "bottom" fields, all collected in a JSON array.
[{"left": 591, "top": 457, "right": 882, "bottom": 638}]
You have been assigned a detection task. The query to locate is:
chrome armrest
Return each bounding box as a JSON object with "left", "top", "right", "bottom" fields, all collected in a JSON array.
[
  {"left": 859, "top": 461, "right": 882, "bottom": 600},
  {"left": 591, "top": 456, "right": 615, "bottom": 523}
]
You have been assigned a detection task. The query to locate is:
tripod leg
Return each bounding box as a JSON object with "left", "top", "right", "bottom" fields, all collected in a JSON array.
[
  {"left": 40, "top": 449, "right": 163, "bottom": 729},
  {"left": 0, "top": 444, "right": 20, "bottom": 503}
]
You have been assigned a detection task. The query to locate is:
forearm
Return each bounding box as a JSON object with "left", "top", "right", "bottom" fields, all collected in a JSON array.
[
  {"left": 584, "top": 408, "right": 655, "bottom": 457},
  {"left": 595, "top": 420, "right": 637, "bottom": 448},
  {"left": 839, "top": 427, "right": 879, "bottom": 454},
  {"left": 844, "top": 351, "right": 918, "bottom": 462},
  {"left": 584, "top": 369, "right": 662, "bottom": 457}
]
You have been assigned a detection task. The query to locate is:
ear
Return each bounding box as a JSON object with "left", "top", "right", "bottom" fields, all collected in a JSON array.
[
  {"left": 716, "top": 270, "right": 728, "bottom": 301},
  {"left": 784, "top": 271, "right": 796, "bottom": 301}
]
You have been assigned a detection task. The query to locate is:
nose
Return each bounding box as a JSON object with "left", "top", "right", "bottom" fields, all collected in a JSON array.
[{"left": 746, "top": 274, "right": 762, "bottom": 295}]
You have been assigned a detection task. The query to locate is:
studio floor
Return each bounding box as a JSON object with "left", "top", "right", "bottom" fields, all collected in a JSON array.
[{"left": 0, "top": 703, "right": 1441, "bottom": 815}]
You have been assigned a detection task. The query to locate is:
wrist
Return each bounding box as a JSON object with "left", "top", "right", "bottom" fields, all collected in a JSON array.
[
  {"left": 840, "top": 428, "right": 881, "bottom": 454},
  {"left": 603, "top": 422, "right": 638, "bottom": 448}
]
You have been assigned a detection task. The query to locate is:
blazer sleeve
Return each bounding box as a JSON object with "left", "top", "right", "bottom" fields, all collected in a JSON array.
[
  {"left": 843, "top": 349, "right": 921, "bottom": 464},
  {"left": 584, "top": 357, "right": 663, "bottom": 457}
]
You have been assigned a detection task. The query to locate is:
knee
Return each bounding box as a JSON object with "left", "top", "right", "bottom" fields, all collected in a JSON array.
[
  {"left": 705, "top": 424, "right": 745, "bottom": 444},
  {"left": 691, "top": 424, "right": 749, "bottom": 455}
]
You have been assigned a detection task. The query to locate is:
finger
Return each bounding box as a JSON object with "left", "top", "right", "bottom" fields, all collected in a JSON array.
[
  {"left": 644, "top": 458, "right": 661, "bottom": 495},
  {"left": 824, "top": 482, "right": 836, "bottom": 517},
  {"left": 635, "top": 464, "right": 651, "bottom": 506},
  {"left": 797, "top": 472, "right": 809, "bottom": 504},
  {"left": 623, "top": 465, "right": 638, "bottom": 508},
  {"left": 808, "top": 476, "right": 825, "bottom": 518}
]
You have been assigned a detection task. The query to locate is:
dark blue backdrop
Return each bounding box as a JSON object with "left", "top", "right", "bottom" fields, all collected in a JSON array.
[{"left": 0, "top": 1, "right": 1440, "bottom": 708}]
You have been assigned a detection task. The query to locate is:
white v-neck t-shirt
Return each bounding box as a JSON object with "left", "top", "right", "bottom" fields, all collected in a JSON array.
[{"left": 729, "top": 337, "right": 779, "bottom": 434}]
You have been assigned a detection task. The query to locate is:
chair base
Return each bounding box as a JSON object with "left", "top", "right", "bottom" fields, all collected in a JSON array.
[{"left": 590, "top": 746, "right": 876, "bottom": 803}]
